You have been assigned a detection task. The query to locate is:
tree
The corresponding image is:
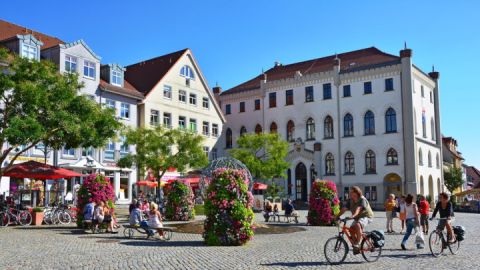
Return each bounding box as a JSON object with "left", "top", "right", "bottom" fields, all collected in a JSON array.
[
  {"left": 229, "top": 133, "right": 289, "bottom": 182},
  {"left": 117, "top": 125, "right": 208, "bottom": 202},
  {"left": 0, "top": 48, "right": 121, "bottom": 174},
  {"left": 444, "top": 167, "right": 464, "bottom": 195}
]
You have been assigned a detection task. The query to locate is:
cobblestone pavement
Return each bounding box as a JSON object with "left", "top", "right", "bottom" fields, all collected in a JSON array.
[{"left": 0, "top": 211, "right": 479, "bottom": 270}]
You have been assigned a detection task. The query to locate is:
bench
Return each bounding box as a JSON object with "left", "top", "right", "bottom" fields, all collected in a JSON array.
[
  {"left": 122, "top": 224, "right": 174, "bottom": 241},
  {"left": 82, "top": 219, "right": 113, "bottom": 234},
  {"left": 271, "top": 214, "right": 299, "bottom": 224}
]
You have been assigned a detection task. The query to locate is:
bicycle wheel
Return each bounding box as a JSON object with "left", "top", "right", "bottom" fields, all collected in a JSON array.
[
  {"left": 429, "top": 231, "right": 444, "bottom": 257},
  {"left": 449, "top": 240, "right": 461, "bottom": 255},
  {"left": 361, "top": 235, "right": 382, "bottom": 262},
  {"left": 58, "top": 211, "right": 71, "bottom": 225},
  {"left": 43, "top": 211, "right": 53, "bottom": 225},
  {"left": 0, "top": 211, "right": 10, "bottom": 227},
  {"left": 324, "top": 237, "right": 348, "bottom": 265},
  {"left": 18, "top": 211, "right": 32, "bottom": 226},
  {"left": 162, "top": 230, "right": 173, "bottom": 241},
  {"left": 123, "top": 227, "right": 134, "bottom": 238}
]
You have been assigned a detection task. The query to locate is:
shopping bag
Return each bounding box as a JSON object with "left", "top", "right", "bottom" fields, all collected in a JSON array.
[{"left": 415, "top": 227, "right": 425, "bottom": 249}]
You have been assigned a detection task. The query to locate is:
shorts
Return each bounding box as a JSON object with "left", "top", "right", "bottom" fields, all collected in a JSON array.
[
  {"left": 386, "top": 211, "right": 393, "bottom": 220},
  {"left": 352, "top": 217, "right": 372, "bottom": 229},
  {"left": 420, "top": 214, "right": 429, "bottom": 226},
  {"left": 437, "top": 218, "right": 454, "bottom": 231},
  {"left": 399, "top": 212, "right": 406, "bottom": 221}
]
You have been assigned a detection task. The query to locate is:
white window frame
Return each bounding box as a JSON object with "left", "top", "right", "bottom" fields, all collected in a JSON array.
[
  {"left": 202, "top": 121, "right": 209, "bottom": 136},
  {"left": 189, "top": 93, "right": 197, "bottom": 106},
  {"left": 150, "top": 110, "right": 160, "bottom": 126},
  {"left": 62, "top": 147, "right": 76, "bottom": 157},
  {"left": 179, "top": 116, "right": 186, "bottom": 129},
  {"left": 202, "top": 97, "right": 209, "bottom": 109},
  {"left": 22, "top": 43, "right": 37, "bottom": 60},
  {"left": 65, "top": 55, "right": 77, "bottom": 73},
  {"left": 120, "top": 103, "right": 130, "bottom": 119},
  {"left": 189, "top": 118, "right": 197, "bottom": 132},
  {"left": 180, "top": 65, "right": 195, "bottom": 80},
  {"left": 111, "top": 70, "right": 122, "bottom": 86},
  {"left": 179, "top": 90, "right": 186, "bottom": 103},
  {"left": 83, "top": 60, "right": 96, "bottom": 79},
  {"left": 163, "top": 112, "right": 171, "bottom": 128},
  {"left": 164, "top": 85, "right": 172, "bottom": 99},
  {"left": 105, "top": 99, "right": 116, "bottom": 110},
  {"left": 120, "top": 136, "right": 129, "bottom": 158},
  {"left": 104, "top": 141, "right": 115, "bottom": 160},
  {"left": 212, "top": 124, "right": 219, "bottom": 137}
]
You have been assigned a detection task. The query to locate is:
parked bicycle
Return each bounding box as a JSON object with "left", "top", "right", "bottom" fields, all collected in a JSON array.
[
  {"left": 324, "top": 217, "right": 384, "bottom": 264},
  {"left": 429, "top": 218, "right": 464, "bottom": 257},
  {"left": 0, "top": 206, "right": 32, "bottom": 227},
  {"left": 43, "top": 203, "right": 72, "bottom": 225}
]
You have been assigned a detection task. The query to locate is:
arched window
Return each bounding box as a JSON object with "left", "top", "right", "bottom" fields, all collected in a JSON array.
[
  {"left": 270, "top": 122, "right": 278, "bottom": 133},
  {"left": 428, "top": 151, "right": 432, "bottom": 167},
  {"left": 226, "top": 128, "right": 232, "bottom": 148},
  {"left": 287, "top": 120, "right": 295, "bottom": 141},
  {"left": 431, "top": 118, "right": 435, "bottom": 141},
  {"left": 287, "top": 169, "right": 292, "bottom": 195},
  {"left": 344, "top": 151, "right": 355, "bottom": 174},
  {"left": 324, "top": 115, "right": 334, "bottom": 139},
  {"left": 414, "top": 109, "right": 418, "bottom": 134},
  {"left": 419, "top": 148, "right": 423, "bottom": 165},
  {"left": 436, "top": 153, "right": 440, "bottom": 169},
  {"left": 364, "top": 110, "right": 375, "bottom": 135},
  {"left": 325, "top": 153, "right": 335, "bottom": 175},
  {"left": 422, "top": 111, "right": 427, "bottom": 138},
  {"left": 310, "top": 164, "right": 317, "bottom": 184},
  {"left": 387, "top": 148, "right": 398, "bottom": 165},
  {"left": 385, "top": 108, "right": 397, "bottom": 133},
  {"left": 306, "top": 118, "right": 315, "bottom": 140},
  {"left": 420, "top": 176, "right": 425, "bottom": 195},
  {"left": 180, "top": 65, "right": 195, "bottom": 79},
  {"left": 255, "top": 124, "right": 262, "bottom": 134},
  {"left": 365, "top": 150, "right": 376, "bottom": 173},
  {"left": 344, "top": 113, "right": 354, "bottom": 137},
  {"left": 240, "top": 126, "right": 247, "bottom": 136}
]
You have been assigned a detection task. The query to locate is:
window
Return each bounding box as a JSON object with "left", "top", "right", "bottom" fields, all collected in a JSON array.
[
  {"left": 364, "top": 81, "right": 372, "bottom": 94},
  {"left": 323, "top": 83, "right": 332, "bottom": 100},
  {"left": 436, "top": 153, "right": 440, "bottom": 169},
  {"left": 287, "top": 120, "right": 295, "bottom": 141},
  {"left": 254, "top": 99, "right": 261, "bottom": 110},
  {"left": 163, "top": 113, "right": 171, "bottom": 127},
  {"left": 120, "top": 103, "right": 130, "bottom": 119},
  {"left": 270, "top": 122, "right": 277, "bottom": 133},
  {"left": 180, "top": 65, "right": 195, "bottom": 79},
  {"left": 202, "top": 121, "right": 209, "bottom": 136},
  {"left": 211, "top": 148, "right": 218, "bottom": 160},
  {"left": 63, "top": 147, "right": 75, "bottom": 157},
  {"left": 239, "top": 101, "right": 245, "bottom": 113},
  {"left": 269, "top": 92, "right": 277, "bottom": 108},
  {"left": 226, "top": 128, "right": 232, "bottom": 148},
  {"left": 240, "top": 126, "right": 247, "bottom": 136},
  {"left": 343, "top": 85, "right": 351, "bottom": 97},
  {"left": 286, "top": 89, "right": 294, "bottom": 105},
  {"left": 189, "top": 93, "right": 197, "bottom": 105},
  {"left": 418, "top": 148, "right": 423, "bottom": 165},
  {"left": 287, "top": 169, "right": 292, "bottom": 195},
  {"left": 344, "top": 113, "right": 354, "bottom": 137},
  {"left": 189, "top": 119, "right": 197, "bottom": 132},
  {"left": 203, "top": 146, "right": 209, "bottom": 158},
  {"left": 325, "top": 153, "right": 335, "bottom": 175},
  {"left": 22, "top": 44, "right": 37, "bottom": 60},
  {"left": 324, "top": 115, "right": 334, "bottom": 139},
  {"left": 364, "top": 186, "right": 377, "bottom": 201},
  {"left": 255, "top": 124, "right": 262, "bottom": 134},
  {"left": 120, "top": 136, "right": 129, "bottom": 158},
  {"left": 104, "top": 141, "right": 115, "bottom": 160},
  {"left": 112, "top": 70, "right": 122, "bottom": 86},
  {"left": 414, "top": 109, "right": 418, "bottom": 134},
  {"left": 305, "top": 86, "right": 314, "bottom": 102},
  {"left": 82, "top": 147, "right": 93, "bottom": 157},
  {"left": 430, "top": 91, "right": 433, "bottom": 103},
  {"left": 163, "top": 85, "right": 172, "bottom": 99},
  {"left": 385, "top": 108, "right": 397, "bottom": 133},
  {"left": 428, "top": 151, "right": 432, "bottom": 167},
  {"left": 202, "top": 97, "right": 209, "bottom": 109},
  {"left": 225, "top": 104, "right": 231, "bottom": 114},
  {"left": 364, "top": 110, "right": 375, "bottom": 135},
  {"left": 83, "top": 60, "right": 95, "bottom": 79},
  {"left": 385, "top": 78, "right": 394, "bottom": 91},
  {"left": 431, "top": 118, "right": 435, "bottom": 140},
  {"left": 387, "top": 148, "right": 398, "bottom": 165},
  {"left": 365, "top": 150, "right": 376, "bottom": 174},
  {"left": 345, "top": 151, "right": 355, "bottom": 174},
  {"left": 65, "top": 55, "right": 77, "bottom": 72},
  {"left": 150, "top": 110, "right": 160, "bottom": 126},
  {"left": 310, "top": 164, "right": 317, "bottom": 184},
  {"left": 179, "top": 116, "right": 186, "bottom": 129},
  {"left": 421, "top": 85, "right": 425, "bottom": 97},
  {"left": 179, "top": 90, "right": 187, "bottom": 103},
  {"left": 105, "top": 99, "right": 115, "bottom": 110},
  {"left": 344, "top": 187, "right": 350, "bottom": 200},
  {"left": 212, "top": 124, "right": 219, "bottom": 137},
  {"left": 306, "top": 118, "right": 315, "bottom": 140},
  {"left": 422, "top": 111, "right": 427, "bottom": 138}
]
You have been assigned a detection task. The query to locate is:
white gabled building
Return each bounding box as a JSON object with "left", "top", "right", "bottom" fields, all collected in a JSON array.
[{"left": 216, "top": 46, "right": 443, "bottom": 208}]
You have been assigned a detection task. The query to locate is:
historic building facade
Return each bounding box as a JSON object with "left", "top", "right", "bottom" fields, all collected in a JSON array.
[{"left": 216, "top": 47, "right": 443, "bottom": 208}]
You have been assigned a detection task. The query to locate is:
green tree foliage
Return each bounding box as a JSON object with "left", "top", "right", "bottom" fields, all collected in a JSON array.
[
  {"left": 444, "top": 167, "right": 464, "bottom": 195},
  {"left": 228, "top": 133, "right": 289, "bottom": 181},
  {"left": 117, "top": 126, "right": 208, "bottom": 200},
  {"left": 0, "top": 48, "right": 121, "bottom": 173}
]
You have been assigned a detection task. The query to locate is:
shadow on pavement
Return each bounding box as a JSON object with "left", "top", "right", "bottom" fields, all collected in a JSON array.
[
  {"left": 261, "top": 261, "right": 359, "bottom": 267},
  {"left": 120, "top": 240, "right": 207, "bottom": 247}
]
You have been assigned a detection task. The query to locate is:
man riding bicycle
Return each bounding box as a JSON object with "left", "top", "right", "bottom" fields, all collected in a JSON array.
[
  {"left": 337, "top": 186, "right": 374, "bottom": 254},
  {"left": 430, "top": 192, "right": 455, "bottom": 243}
]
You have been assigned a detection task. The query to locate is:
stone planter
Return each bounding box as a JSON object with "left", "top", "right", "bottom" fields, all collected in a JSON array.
[{"left": 32, "top": 211, "right": 44, "bottom": 226}]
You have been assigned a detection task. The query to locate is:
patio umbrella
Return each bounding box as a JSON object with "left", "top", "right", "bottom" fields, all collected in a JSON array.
[
  {"left": 253, "top": 182, "right": 268, "bottom": 190},
  {"left": 2, "top": 160, "right": 82, "bottom": 180}
]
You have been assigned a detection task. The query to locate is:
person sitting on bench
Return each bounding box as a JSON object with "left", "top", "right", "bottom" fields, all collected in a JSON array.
[
  {"left": 83, "top": 200, "right": 96, "bottom": 222},
  {"left": 284, "top": 199, "right": 297, "bottom": 222},
  {"left": 148, "top": 202, "right": 164, "bottom": 239},
  {"left": 130, "top": 201, "right": 154, "bottom": 236},
  {"left": 263, "top": 201, "right": 273, "bottom": 222}
]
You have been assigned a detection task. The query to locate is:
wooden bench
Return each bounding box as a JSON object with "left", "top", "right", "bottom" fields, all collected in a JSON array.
[
  {"left": 122, "top": 224, "right": 174, "bottom": 241},
  {"left": 271, "top": 214, "right": 299, "bottom": 224}
]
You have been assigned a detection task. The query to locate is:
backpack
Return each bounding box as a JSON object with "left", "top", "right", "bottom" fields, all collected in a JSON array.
[
  {"left": 370, "top": 230, "right": 385, "bottom": 248},
  {"left": 453, "top": 226, "right": 465, "bottom": 241}
]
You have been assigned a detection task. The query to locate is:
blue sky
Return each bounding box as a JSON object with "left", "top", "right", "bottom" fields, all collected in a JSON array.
[{"left": 2, "top": 1, "right": 479, "bottom": 167}]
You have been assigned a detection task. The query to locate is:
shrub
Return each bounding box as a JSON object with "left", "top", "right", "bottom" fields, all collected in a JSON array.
[
  {"left": 203, "top": 168, "right": 254, "bottom": 246},
  {"left": 164, "top": 180, "right": 195, "bottom": 221},
  {"left": 307, "top": 180, "right": 340, "bottom": 226},
  {"left": 76, "top": 174, "right": 115, "bottom": 227}
]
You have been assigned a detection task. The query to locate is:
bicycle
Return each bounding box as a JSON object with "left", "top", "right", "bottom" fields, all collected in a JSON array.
[
  {"left": 0, "top": 206, "right": 32, "bottom": 227},
  {"left": 429, "top": 218, "right": 460, "bottom": 257},
  {"left": 43, "top": 203, "right": 72, "bottom": 225},
  {"left": 324, "top": 217, "right": 382, "bottom": 264}
]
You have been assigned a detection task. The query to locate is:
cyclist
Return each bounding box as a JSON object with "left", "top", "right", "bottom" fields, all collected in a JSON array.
[
  {"left": 337, "top": 186, "right": 374, "bottom": 254},
  {"left": 430, "top": 192, "right": 455, "bottom": 243}
]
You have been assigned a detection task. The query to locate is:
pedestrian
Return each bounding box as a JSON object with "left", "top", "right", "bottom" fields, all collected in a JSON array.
[
  {"left": 431, "top": 192, "right": 455, "bottom": 243},
  {"left": 263, "top": 201, "right": 273, "bottom": 222},
  {"left": 129, "top": 198, "right": 138, "bottom": 215},
  {"left": 399, "top": 195, "right": 406, "bottom": 234},
  {"left": 418, "top": 195, "right": 430, "bottom": 234},
  {"left": 102, "top": 202, "right": 117, "bottom": 233},
  {"left": 148, "top": 202, "right": 164, "bottom": 239},
  {"left": 384, "top": 194, "right": 397, "bottom": 233},
  {"left": 400, "top": 194, "right": 419, "bottom": 250},
  {"left": 83, "top": 200, "right": 96, "bottom": 221}
]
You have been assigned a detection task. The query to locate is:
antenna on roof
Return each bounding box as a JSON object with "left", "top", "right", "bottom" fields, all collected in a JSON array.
[
  {"left": 432, "top": 65, "right": 435, "bottom": 72},
  {"left": 215, "top": 81, "right": 219, "bottom": 87},
  {"left": 262, "top": 68, "right": 264, "bottom": 74},
  {"left": 404, "top": 41, "right": 407, "bottom": 49}
]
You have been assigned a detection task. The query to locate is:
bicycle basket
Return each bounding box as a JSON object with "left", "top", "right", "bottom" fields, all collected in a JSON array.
[
  {"left": 370, "top": 230, "right": 385, "bottom": 248},
  {"left": 453, "top": 225, "right": 465, "bottom": 241}
]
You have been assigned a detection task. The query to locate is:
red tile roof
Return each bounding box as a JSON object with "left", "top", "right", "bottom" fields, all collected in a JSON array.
[
  {"left": 124, "top": 49, "right": 188, "bottom": 95},
  {"left": 99, "top": 79, "right": 144, "bottom": 99},
  {"left": 221, "top": 47, "right": 400, "bottom": 96},
  {"left": 0, "top": 19, "right": 64, "bottom": 49}
]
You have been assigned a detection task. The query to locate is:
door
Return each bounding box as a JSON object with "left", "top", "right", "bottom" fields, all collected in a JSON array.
[{"left": 295, "top": 163, "right": 307, "bottom": 201}]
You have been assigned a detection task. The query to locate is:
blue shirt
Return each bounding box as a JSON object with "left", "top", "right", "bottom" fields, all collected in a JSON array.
[{"left": 83, "top": 203, "right": 94, "bottom": 220}]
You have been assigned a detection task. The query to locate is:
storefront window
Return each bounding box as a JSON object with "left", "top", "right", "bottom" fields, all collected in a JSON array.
[{"left": 120, "top": 172, "right": 129, "bottom": 200}]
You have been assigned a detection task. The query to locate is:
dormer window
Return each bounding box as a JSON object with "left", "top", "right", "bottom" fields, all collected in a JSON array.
[
  {"left": 111, "top": 70, "right": 122, "bottom": 86},
  {"left": 180, "top": 65, "right": 195, "bottom": 80},
  {"left": 65, "top": 55, "right": 77, "bottom": 72},
  {"left": 22, "top": 44, "right": 37, "bottom": 60},
  {"left": 83, "top": 60, "right": 96, "bottom": 79}
]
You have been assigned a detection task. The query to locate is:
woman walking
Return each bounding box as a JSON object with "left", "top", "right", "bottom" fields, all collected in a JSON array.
[
  {"left": 384, "top": 194, "right": 397, "bottom": 233},
  {"left": 400, "top": 194, "right": 419, "bottom": 250},
  {"left": 398, "top": 195, "right": 406, "bottom": 234}
]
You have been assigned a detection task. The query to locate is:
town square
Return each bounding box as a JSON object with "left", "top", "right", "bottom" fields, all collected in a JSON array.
[{"left": 0, "top": 1, "right": 479, "bottom": 270}]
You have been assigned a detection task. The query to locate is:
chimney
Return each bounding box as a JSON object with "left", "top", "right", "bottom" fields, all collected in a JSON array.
[
  {"left": 400, "top": 42, "right": 412, "bottom": 58},
  {"left": 429, "top": 65, "right": 439, "bottom": 80},
  {"left": 274, "top": 61, "right": 281, "bottom": 67},
  {"left": 212, "top": 86, "right": 222, "bottom": 94}
]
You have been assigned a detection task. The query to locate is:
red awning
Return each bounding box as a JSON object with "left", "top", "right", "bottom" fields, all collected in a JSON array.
[
  {"left": 253, "top": 182, "right": 268, "bottom": 190},
  {"left": 3, "top": 160, "right": 82, "bottom": 180}
]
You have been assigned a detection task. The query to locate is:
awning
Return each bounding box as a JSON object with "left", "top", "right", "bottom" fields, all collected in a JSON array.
[
  {"left": 455, "top": 188, "right": 480, "bottom": 197},
  {"left": 136, "top": 181, "right": 164, "bottom": 187},
  {"left": 3, "top": 160, "right": 82, "bottom": 180},
  {"left": 253, "top": 182, "right": 268, "bottom": 190}
]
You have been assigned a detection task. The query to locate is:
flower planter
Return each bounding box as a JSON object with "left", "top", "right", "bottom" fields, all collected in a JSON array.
[{"left": 32, "top": 211, "right": 44, "bottom": 226}]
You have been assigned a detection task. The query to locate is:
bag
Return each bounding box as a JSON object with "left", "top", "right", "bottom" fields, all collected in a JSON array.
[
  {"left": 453, "top": 226, "right": 465, "bottom": 241},
  {"left": 370, "top": 230, "right": 385, "bottom": 248},
  {"left": 391, "top": 211, "right": 397, "bottom": 218},
  {"left": 103, "top": 215, "right": 112, "bottom": 223},
  {"left": 415, "top": 227, "right": 425, "bottom": 248}
]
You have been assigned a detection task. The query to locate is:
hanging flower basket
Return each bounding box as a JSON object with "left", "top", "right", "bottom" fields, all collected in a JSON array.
[{"left": 164, "top": 180, "right": 195, "bottom": 221}]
